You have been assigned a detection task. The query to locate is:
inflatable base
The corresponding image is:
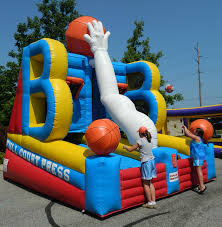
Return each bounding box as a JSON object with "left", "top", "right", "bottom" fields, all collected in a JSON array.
[
  {"left": 3, "top": 147, "right": 215, "bottom": 217},
  {"left": 3, "top": 149, "right": 85, "bottom": 211}
]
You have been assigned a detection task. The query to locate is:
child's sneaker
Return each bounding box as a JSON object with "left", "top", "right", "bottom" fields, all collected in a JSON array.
[
  {"left": 142, "top": 203, "right": 153, "bottom": 208},
  {"left": 142, "top": 202, "right": 157, "bottom": 209},
  {"left": 151, "top": 201, "right": 157, "bottom": 209}
]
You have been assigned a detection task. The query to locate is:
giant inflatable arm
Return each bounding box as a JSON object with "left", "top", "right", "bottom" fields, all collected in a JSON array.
[{"left": 84, "top": 20, "right": 158, "bottom": 147}]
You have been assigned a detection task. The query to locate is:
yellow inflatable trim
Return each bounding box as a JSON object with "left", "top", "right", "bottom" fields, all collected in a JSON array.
[
  {"left": 150, "top": 90, "right": 166, "bottom": 132},
  {"left": 43, "top": 38, "right": 68, "bottom": 80},
  {"left": 146, "top": 61, "right": 160, "bottom": 90},
  {"left": 8, "top": 133, "right": 95, "bottom": 174},
  {"left": 45, "top": 79, "right": 73, "bottom": 142},
  {"left": 213, "top": 145, "right": 222, "bottom": 149},
  {"left": 82, "top": 136, "right": 141, "bottom": 161},
  {"left": 115, "top": 142, "right": 140, "bottom": 161},
  {"left": 158, "top": 134, "right": 191, "bottom": 155},
  {"left": 117, "top": 135, "right": 191, "bottom": 157},
  {"left": 115, "top": 135, "right": 191, "bottom": 157}
]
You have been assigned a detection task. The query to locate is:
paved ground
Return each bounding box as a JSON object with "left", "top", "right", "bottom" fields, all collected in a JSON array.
[{"left": 0, "top": 158, "right": 222, "bottom": 227}]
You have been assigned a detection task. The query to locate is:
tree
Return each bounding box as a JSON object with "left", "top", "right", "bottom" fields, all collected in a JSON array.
[
  {"left": 120, "top": 20, "right": 183, "bottom": 107},
  {"left": 0, "top": 63, "right": 19, "bottom": 125},
  {"left": 0, "top": 0, "right": 81, "bottom": 126}
]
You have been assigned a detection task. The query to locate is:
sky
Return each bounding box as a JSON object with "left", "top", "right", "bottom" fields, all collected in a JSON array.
[{"left": 1, "top": 0, "right": 222, "bottom": 108}]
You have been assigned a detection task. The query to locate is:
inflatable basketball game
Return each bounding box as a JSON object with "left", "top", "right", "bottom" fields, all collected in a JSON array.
[{"left": 3, "top": 16, "right": 216, "bottom": 217}]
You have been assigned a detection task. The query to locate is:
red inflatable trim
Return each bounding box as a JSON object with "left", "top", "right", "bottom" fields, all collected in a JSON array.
[
  {"left": 120, "top": 163, "right": 167, "bottom": 209},
  {"left": 178, "top": 158, "right": 208, "bottom": 191},
  {"left": 8, "top": 65, "right": 23, "bottom": 134},
  {"left": 178, "top": 158, "right": 192, "bottom": 191},
  {"left": 153, "top": 164, "right": 168, "bottom": 199},
  {"left": 117, "top": 83, "right": 128, "bottom": 95},
  {"left": 66, "top": 76, "right": 84, "bottom": 99},
  {"left": 3, "top": 149, "right": 85, "bottom": 210},
  {"left": 191, "top": 159, "right": 208, "bottom": 186}
]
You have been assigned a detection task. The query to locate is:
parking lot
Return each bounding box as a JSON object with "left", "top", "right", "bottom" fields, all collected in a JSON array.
[{"left": 0, "top": 158, "right": 221, "bottom": 227}]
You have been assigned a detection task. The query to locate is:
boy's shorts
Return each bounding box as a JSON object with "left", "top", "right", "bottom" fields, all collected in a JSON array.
[
  {"left": 141, "top": 158, "right": 157, "bottom": 180},
  {"left": 193, "top": 159, "right": 204, "bottom": 167}
]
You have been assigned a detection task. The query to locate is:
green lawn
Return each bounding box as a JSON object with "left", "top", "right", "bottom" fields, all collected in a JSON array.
[{"left": 0, "top": 152, "right": 4, "bottom": 164}]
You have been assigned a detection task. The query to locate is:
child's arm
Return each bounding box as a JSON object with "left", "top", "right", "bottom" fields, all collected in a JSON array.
[
  {"left": 182, "top": 125, "right": 200, "bottom": 143},
  {"left": 123, "top": 143, "right": 139, "bottom": 152}
]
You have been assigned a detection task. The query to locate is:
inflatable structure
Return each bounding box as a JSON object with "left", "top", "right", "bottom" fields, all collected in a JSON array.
[
  {"left": 166, "top": 105, "right": 222, "bottom": 158},
  {"left": 3, "top": 16, "right": 216, "bottom": 217}
]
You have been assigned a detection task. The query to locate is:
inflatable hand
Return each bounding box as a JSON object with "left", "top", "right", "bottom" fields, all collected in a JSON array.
[
  {"left": 83, "top": 19, "right": 158, "bottom": 147},
  {"left": 84, "top": 20, "right": 110, "bottom": 54}
]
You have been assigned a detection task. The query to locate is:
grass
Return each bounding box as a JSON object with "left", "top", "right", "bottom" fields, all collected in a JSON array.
[{"left": 0, "top": 152, "right": 4, "bottom": 164}]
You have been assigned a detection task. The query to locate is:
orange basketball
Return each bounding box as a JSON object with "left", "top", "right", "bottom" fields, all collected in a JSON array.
[
  {"left": 190, "top": 119, "right": 214, "bottom": 141},
  {"left": 85, "top": 119, "right": 121, "bottom": 155},
  {"left": 65, "top": 16, "right": 106, "bottom": 57}
]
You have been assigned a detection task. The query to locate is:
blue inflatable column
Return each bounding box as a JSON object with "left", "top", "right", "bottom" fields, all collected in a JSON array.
[
  {"left": 85, "top": 155, "right": 121, "bottom": 216},
  {"left": 153, "top": 147, "right": 180, "bottom": 194},
  {"left": 205, "top": 143, "right": 216, "bottom": 180}
]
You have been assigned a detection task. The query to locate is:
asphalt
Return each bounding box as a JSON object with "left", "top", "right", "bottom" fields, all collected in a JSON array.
[{"left": 0, "top": 158, "right": 222, "bottom": 227}]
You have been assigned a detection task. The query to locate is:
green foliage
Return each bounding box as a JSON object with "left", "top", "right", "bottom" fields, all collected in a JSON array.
[
  {"left": 159, "top": 75, "right": 183, "bottom": 106},
  {"left": 0, "top": 152, "right": 4, "bottom": 164},
  {"left": 120, "top": 20, "right": 183, "bottom": 107},
  {"left": 0, "top": 126, "right": 8, "bottom": 153},
  {"left": 121, "top": 21, "right": 163, "bottom": 66},
  {"left": 0, "top": 0, "right": 81, "bottom": 125},
  {"left": 0, "top": 63, "right": 19, "bottom": 125},
  {"left": 159, "top": 89, "right": 183, "bottom": 106}
]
